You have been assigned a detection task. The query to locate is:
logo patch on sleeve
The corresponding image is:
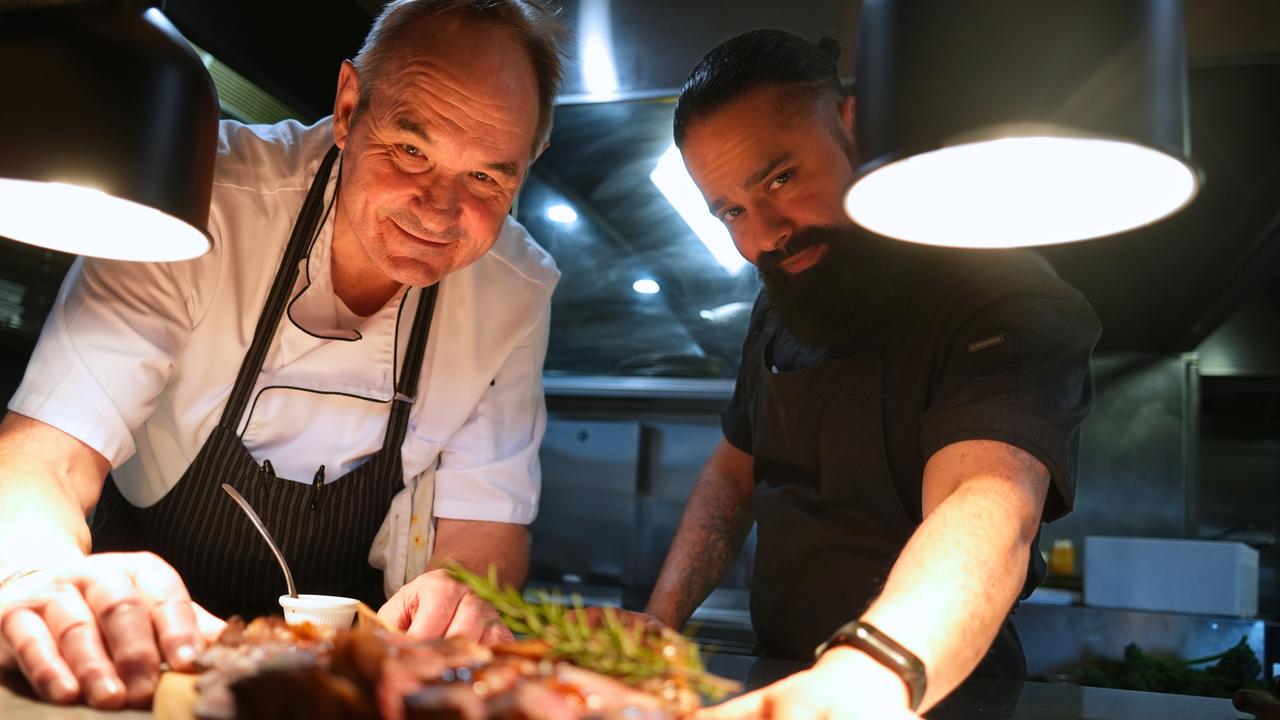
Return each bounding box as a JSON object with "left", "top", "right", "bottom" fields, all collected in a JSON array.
[{"left": 966, "top": 333, "right": 1007, "bottom": 354}]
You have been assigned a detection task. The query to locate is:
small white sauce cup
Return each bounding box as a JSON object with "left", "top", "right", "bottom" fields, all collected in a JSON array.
[{"left": 278, "top": 594, "right": 358, "bottom": 631}]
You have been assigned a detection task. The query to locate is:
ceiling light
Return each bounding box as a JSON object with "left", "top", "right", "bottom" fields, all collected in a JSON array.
[
  {"left": 847, "top": 137, "right": 1197, "bottom": 248},
  {"left": 699, "top": 302, "right": 752, "bottom": 323},
  {"left": 546, "top": 203, "right": 579, "bottom": 224},
  {"left": 650, "top": 144, "right": 749, "bottom": 275},
  {"left": 0, "top": 4, "right": 217, "bottom": 261},
  {"left": 848, "top": 0, "right": 1199, "bottom": 247},
  {"left": 632, "top": 279, "right": 661, "bottom": 295},
  {"left": 579, "top": 0, "right": 620, "bottom": 99}
]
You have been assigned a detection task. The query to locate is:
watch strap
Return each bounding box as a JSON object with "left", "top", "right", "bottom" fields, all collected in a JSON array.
[{"left": 815, "top": 620, "right": 927, "bottom": 711}]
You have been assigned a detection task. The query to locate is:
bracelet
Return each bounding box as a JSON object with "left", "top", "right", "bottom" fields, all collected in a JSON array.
[
  {"left": 0, "top": 568, "right": 43, "bottom": 593},
  {"left": 815, "top": 620, "right": 928, "bottom": 712}
]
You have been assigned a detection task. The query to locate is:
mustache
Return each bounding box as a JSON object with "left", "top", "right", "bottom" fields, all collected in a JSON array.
[
  {"left": 382, "top": 208, "right": 464, "bottom": 243},
  {"left": 757, "top": 226, "right": 848, "bottom": 275},
  {"left": 755, "top": 224, "right": 909, "bottom": 350}
]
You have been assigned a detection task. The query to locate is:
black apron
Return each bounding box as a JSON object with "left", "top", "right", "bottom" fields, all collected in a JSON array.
[
  {"left": 92, "top": 146, "right": 439, "bottom": 620},
  {"left": 746, "top": 323, "right": 1026, "bottom": 679}
]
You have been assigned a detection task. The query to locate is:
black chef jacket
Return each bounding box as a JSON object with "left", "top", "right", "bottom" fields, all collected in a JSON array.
[{"left": 721, "top": 243, "right": 1101, "bottom": 678}]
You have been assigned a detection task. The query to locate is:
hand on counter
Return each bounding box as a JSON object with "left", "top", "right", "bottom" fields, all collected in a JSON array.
[
  {"left": 696, "top": 646, "right": 922, "bottom": 720},
  {"left": 570, "top": 606, "right": 670, "bottom": 634},
  {"left": 379, "top": 568, "right": 514, "bottom": 644},
  {"left": 0, "top": 551, "right": 224, "bottom": 709}
]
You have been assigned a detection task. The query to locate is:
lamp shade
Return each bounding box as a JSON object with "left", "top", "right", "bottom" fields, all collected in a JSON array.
[
  {"left": 0, "top": 1, "right": 217, "bottom": 261},
  {"left": 846, "top": 0, "right": 1200, "bottom": 248}
]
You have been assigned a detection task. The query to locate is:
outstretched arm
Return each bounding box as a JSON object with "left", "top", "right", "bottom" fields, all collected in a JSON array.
[
  {"left": 0, "top": 413, "right": 217, "bottom": 708},
  {"left": 700, "top": 439, "right": 1048, "bottom": 719},
  {"left": 0, "top": 412, "right": 108, "bottom": 577}
]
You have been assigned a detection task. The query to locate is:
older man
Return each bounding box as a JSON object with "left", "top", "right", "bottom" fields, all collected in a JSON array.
[
  {"left": 644, "top": 30, "right": 1100, "bottom": 719},
  {"left": 0, "top": 0, "right": 563, "bottom": 708}
]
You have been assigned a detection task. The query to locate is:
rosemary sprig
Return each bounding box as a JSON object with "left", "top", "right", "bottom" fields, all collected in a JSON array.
[{"left": 448, "top": 564, "right": 737, "bottom": 700}]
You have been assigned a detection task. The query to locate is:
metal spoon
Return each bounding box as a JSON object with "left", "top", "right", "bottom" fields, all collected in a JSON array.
[{"left": 221, "top": 482, "right": 298, "bottom": 598}]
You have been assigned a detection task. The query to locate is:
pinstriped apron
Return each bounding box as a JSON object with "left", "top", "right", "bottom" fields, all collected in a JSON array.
[{"left": 91, "top": 146, "right": 439, "bottom": 620}]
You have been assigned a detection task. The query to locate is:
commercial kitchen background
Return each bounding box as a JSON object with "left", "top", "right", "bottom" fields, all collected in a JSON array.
[{"left": 0, "top": 0, "right": 1277, "bottom": 682}]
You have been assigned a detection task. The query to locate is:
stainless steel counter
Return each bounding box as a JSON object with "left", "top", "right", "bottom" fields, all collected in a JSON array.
[{"left": 2, "top": 658, "right": 1246, "bottom": 720}]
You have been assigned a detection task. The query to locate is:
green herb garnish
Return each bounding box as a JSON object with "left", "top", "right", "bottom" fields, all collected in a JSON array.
[{"left": 448, "top": 564, "right": 737, "bottom": 700}]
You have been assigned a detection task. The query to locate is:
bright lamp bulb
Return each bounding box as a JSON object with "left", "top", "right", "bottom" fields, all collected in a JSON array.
[
  {"left": 0, "top": 179, "right": 209, "bottom": 261},
  {"left": 845, "top": 137, "right": 1198, "bottom": 248},
  {"left": 632, "top": 278, "right": 660, "bottom": 295},
  {"left": 546, "top": 203, "right": 579, "bottom": 224}
]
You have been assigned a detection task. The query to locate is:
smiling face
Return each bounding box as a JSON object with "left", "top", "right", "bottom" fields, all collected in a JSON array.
[
  {"left": 331, "top": 11, "right": 541, "bottom": 290},
  {"left": 680, "top": 83, "right": 859, "bottom": 274}
]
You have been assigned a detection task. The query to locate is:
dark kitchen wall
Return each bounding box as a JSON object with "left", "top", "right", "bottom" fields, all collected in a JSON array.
[
  {"left": 0, "top": 246, "right": 74, "bottom": 403},
  {"left": 1195, "top": 289, "right": 1280, "bottom": 616}
]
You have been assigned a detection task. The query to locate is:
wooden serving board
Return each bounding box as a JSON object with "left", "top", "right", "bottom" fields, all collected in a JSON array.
[{"left": 152, "top": 671, "right": 199, "bottom": 720}]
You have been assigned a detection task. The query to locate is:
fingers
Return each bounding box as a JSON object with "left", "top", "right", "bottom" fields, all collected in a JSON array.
[
  {"left": 128, "top": 555, "right": 203, "bottom": 671},
  {"left": 481, "top": 617, "right": 514, "bottom": 645},
  {"left": 443, "top": 593, "right": 498, "bottom": 642},
  {"left": 767, "top": 694, "right": 830, "bottom": 720},
  {"left": 384, "top": 571, "right": 508, "bottom": 642},
  {"left": 73, "top": 559, "right": 163, "bottom": 707},
  {"left": 377, "top": 590, "right": 413, "bottom": 634},
  {"left": 43, "top": 584, "right": 126, "bottom": 708},
  {"left": 569, "top": 607, "right": 669, "bottom": 635},
  {"left": 698, "top": 662, "right": 923, "bottom": 720},
  {"left": 565, "top": 606, "right": 603, "bottom": 628},
  {"left": 0, "top": 552, "right": 202, "bottom": 709},
  {"left": 1, "top": 606, "right": 79, "bottom": 704},
  {"left": 405, "top": 580, "right": 462, "bottom": 639},
  {"left": 149, "top": 599, "right": 200, "bottom": 670}
]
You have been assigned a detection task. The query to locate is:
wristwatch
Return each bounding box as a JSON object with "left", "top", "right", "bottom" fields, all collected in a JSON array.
[{"left": 814, "top": 620, "right": 927, "bottom": 712}]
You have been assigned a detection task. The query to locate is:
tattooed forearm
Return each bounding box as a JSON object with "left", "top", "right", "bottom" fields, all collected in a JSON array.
[
  {"left": 672, "top": 489, "right": 753, "bottom": 624},
  {"left": 646, "top": 439, "right": 755, "bottom": 628}
]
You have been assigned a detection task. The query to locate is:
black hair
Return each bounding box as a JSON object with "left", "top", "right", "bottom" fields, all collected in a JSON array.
[{"left": 673, "top": 29, "right": 847, "bottom": 148}]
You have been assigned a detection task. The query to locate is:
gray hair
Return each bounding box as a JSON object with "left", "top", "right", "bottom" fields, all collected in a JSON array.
[{"left": 353, "top": 0, "right": 567, "bottom": 156}]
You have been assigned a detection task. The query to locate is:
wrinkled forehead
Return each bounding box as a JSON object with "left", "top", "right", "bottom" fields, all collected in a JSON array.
[{"left": 370, "top": 12, "right": 541, "bottom": 144}]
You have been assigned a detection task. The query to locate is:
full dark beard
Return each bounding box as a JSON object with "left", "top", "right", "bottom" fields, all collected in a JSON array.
[{"left": 757, "top": 225, "right": 911, "bottom": 352}]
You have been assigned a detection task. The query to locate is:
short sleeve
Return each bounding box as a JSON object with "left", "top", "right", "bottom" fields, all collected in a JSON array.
[
  {"left": 721, "top": 293, "right": 768, "bottom": 455},
  {"left": 920, "top": 257, "right": 1100, "bottom": 521},
  {"left": 432, "top": 301, "right": 552, "bottom": 525},
  {"left": 8, "top": 237, "right": 218, "bottom": 467}
]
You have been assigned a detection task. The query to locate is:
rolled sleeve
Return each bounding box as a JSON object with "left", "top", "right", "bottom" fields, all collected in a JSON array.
[
  {"left": 432, "top": 304, "right": 551, "bottom": 525},
  {"left": 920, "top": 273, "right": 1101, "bottom": 522}
]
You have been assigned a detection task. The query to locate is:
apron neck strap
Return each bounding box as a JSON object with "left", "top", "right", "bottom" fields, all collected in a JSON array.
[
  {"left": 218, "top": 145, "right": 342, "bottom": 430},
  {"left": 381, "top": 282, "right": 439, "bottom": 453}
]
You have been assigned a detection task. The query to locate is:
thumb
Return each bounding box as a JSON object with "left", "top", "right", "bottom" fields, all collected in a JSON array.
[
  {"left": 192, "top": 602, "right": 226, "bottom": 645},
  {"left": 377, "top": 588, "right": 413, "bottom": 632}
]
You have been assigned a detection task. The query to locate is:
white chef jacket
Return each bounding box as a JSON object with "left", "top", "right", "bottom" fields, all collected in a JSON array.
[{"left": 9, "top": 118, "right": 559, "bottom": 596}]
